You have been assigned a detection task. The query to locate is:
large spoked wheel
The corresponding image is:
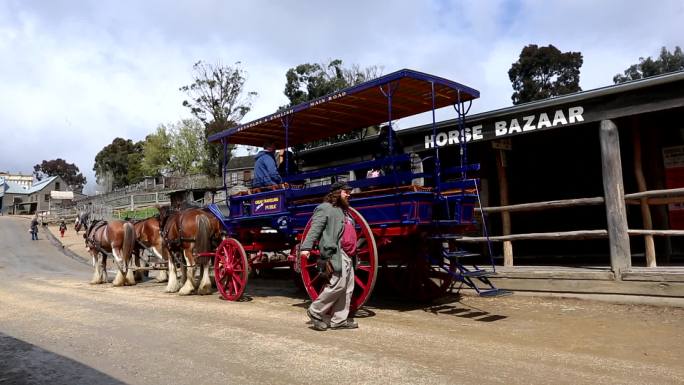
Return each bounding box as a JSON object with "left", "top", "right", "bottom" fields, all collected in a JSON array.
[
  {"left": 214, "top": 238, "right": 249, "bottom": 301},
  {"left": 300, "top": 207, "right": 378, "bottom": 311}
]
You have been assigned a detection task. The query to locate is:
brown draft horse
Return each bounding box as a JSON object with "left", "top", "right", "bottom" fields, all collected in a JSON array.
[
  {"left": 131, "top": 216, "right": 168, "bottom": 283},
  {"left": 158, "top": 205, "right": 222, "bottom": 295},
  {"left": 158, "top": 207, "right": 221, "bottom": 295},
  {"left": 83, "top": 218, "right": 136, "bottom": 286}
]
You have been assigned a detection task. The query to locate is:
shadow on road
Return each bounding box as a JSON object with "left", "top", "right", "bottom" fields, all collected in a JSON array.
[
  {"left": 67, "top": 258, "right": 509, "bottom": 323},
  {"left": 234, "top": 268, "right": 510, "bottom": 322},
  {"left": 364, "top": 293, "right": 509, "bottom": 323},
  {"left": 0, "top": 332, "right": 126, "bottom": 385}
]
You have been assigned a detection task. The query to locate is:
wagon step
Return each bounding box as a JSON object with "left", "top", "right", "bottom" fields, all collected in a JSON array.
[
  {"left": 460, "top": 269, "right": 495, "bottom": 278},
  {"left": 478, "top": 288, "right": 513, "bottom": 297},
  {"left": 445, "top": 250, "right": 480, "bottom": 258}
]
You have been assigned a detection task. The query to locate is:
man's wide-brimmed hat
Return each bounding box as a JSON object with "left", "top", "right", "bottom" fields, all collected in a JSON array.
[{"left": 329, "top": 181, "right": 352, "bottom": 193}]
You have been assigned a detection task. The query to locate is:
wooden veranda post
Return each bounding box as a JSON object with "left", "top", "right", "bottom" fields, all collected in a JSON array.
[
  {"left": 632, "top": 125, "right": 657, "bottom": 267},
  {"left": 600, "top": 120, "right": 631, "bottom": 278},
  {"left": 496, "top": 149, "right": 513, "bottom": 266}
]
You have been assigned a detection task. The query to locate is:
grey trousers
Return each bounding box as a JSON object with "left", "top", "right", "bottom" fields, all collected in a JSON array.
[{"left": 309, "top": 251, "right": 354, "bottom": 326}]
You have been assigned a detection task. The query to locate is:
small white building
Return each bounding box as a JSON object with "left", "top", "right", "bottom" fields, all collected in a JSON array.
[{"left": 0, "top": 172, "right": 33, "bottom": 189}]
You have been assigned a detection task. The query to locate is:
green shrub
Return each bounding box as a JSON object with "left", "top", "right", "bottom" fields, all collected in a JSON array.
[{"left": 116, "top": 207, "right": 158, "bottom": 220}]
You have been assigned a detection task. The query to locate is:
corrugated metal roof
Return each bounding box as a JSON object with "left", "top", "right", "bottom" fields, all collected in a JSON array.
[
  {"left": 26, "top": 176, "right": 57, "bottom": 194},
  {"left": 1, "top": 176, "right": 60, "bottom": 195},
  {"left": 226, "top": 155, "right": 255, "bottom": 170},
  {"left": 5, "top": 180, "right": 28, "bottom": 194}
]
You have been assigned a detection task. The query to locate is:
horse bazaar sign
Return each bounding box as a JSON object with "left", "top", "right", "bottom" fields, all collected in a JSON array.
[{"left": 424, "top": 106, "right": 585, "bottom": 149}]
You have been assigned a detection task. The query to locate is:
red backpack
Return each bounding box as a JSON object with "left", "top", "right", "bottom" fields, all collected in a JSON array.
[{"left": 340, "top": 215, "right": 357, "bottom": 256}]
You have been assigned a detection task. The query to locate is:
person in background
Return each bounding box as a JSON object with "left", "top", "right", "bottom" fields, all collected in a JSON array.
[
  {"left": 366, "top": 166, "right": 383, "bottom": 178},
  {"left": 300, "top": 182, "right": 358, "bottom": 331},
  {"left": 364, "top": 164, "right": 385, "bottom": 191},
  {"left": 30, "top": 216, "right": 39, "bottom": 240},
  {"left": 374, "top": 125, "right": 404, "bottom": 160},
  {"left": 59, "top": 219, "right": 67, "bottom": 238},
  {"left": 253, "top": 141, "right": 282, "bottom": 188},
  {"left": 374, "top": 125, "right": 409, "bottom": 183},
  {"left": 277, "top": 150, "right": 299, "bottom": 177},
  {"left": 278, "top": 149, "right": 305, "bottom": 186}
]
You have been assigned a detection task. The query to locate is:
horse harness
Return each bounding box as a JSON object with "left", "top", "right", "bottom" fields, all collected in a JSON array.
[
  {"left": 131, "top": 219, "right": 162, "bottom": 264},
  {"left": 158, "top": 209, "right": 221, "bottom": 268},
  {"left": 84, "top": 220, "right": 107, "bottom": 249},
  {"left": 83, "top": 220, "right": 126, "bottom": 273}
]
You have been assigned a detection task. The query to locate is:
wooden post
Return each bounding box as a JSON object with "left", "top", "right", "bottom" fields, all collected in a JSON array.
[
  {"left": 496, "top": 149, "right": 513, "bottom": 266},
  {"left": 632, "top": 125, "right": 657, "bottom": 267},
  {"left": 600, "top": 120, "right": 631, "bottom": 279}
]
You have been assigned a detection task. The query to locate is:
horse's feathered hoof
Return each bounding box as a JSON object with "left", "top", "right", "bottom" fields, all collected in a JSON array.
[
  {"left": 112, "top": 271, "right": 126, "bottom": 287},
  {"left": 155, "top": 270, "right": 169, "bottom": 283},
  {"left": 164, "top": 281, "right": 181, "bottom": 293},
  {"left": 197, "top": 285, "right": 213, "bottom": 295},
  {"left": 178, "top": 284, "right": 195, "bottom": 296},
  {"left": 125, "top": 270, "right": 137, "bottom": 286}
]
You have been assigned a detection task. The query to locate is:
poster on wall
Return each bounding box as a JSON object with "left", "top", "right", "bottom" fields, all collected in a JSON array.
[{"left": 663, "top": 145, "right": 684, "bottom": 229}]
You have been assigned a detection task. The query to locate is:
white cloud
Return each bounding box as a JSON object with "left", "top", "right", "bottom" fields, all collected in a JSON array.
[{"left": 0, "top": 0, "right": 682, "bottom": 193}]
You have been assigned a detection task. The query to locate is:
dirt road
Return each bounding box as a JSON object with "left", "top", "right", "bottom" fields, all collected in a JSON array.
[{"left": 1, "top": 215, "right": 683, "bottom": 385}]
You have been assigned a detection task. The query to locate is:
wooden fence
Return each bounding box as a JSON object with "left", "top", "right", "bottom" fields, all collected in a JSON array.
[
  {"left": 466, "top": 188, "right": 684, "bottom": 264},
  {"left": 465, "top": 121, "right": 684, "bottom": 271}
]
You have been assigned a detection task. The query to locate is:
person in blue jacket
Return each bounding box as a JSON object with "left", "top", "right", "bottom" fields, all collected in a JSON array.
[
  {"left": 30, "top": 216, "right": 39, "bottom": 240},
  {"left": 253, "top": 141, "right": 282, "bottom": 187}
]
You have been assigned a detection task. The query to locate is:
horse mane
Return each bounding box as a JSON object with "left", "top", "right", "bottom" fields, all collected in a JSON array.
[
  {"left": 86, "top": 219, "right": 104, "bottom": 234},
  {"left": 157, "top": 205, "right": 176, "bottom": 231}
]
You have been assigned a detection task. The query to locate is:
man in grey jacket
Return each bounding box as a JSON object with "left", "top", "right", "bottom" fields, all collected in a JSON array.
[{"left": 300, "top": 182, "right": 358, "bottom": 331}]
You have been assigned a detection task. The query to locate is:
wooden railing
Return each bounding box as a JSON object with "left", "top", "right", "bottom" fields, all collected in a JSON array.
[{"left": 465, "top": 187, "right": 684, "bottom": 266}]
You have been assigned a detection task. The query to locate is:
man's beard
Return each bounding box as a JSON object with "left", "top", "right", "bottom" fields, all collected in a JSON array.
[{"left": 335, "top": 195, "right": 350, "bottom": 210}]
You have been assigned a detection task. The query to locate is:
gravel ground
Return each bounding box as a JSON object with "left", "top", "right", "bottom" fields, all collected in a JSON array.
[{"left": 1, "top": 215, "right": 683, "bottom": 385}]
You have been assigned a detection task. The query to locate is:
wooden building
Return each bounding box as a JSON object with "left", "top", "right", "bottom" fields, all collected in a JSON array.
[
  {"left": 225, "top": 155, "right": 255, "bottom": 186},
  {"left": 297, "top": 70, "right": 684, "bottom": 296},
  {"left": 0, "top": 175, "right": 70, "bottom": 215}
]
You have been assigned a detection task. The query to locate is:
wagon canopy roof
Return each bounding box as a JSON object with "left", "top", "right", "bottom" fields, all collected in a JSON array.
[{"left": 207, "top": 68, "right": 479, "bottom": 147}]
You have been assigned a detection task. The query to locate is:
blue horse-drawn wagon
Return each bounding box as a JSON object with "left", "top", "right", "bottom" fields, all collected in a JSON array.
[{"left": 205, "top": 69, "right": 511, "bottom": 309}]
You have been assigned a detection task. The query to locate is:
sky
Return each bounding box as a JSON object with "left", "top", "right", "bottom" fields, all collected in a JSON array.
[{"left": 0, "top": 0, "right": 682, "bottom": 194}]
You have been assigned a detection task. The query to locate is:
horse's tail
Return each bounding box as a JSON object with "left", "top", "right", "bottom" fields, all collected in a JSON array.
[
  {"left": 195, "top": 214, "right": 211, "bottom": 254},
  {"left": 122, "top": 222, "right": 135, "bottom": 266}
]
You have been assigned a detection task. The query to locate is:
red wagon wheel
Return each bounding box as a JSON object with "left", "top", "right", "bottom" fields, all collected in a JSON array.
[
  {"left": 300, "top": 207, "right": 378, "bottom": 311},
  {"left": 214, "top": 238, "right": 249, "bottom": 301}
]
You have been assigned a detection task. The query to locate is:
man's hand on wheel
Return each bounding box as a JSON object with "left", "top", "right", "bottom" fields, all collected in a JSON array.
[{"left": 316, "top": 259, "right": 331, "bottom": 279}]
